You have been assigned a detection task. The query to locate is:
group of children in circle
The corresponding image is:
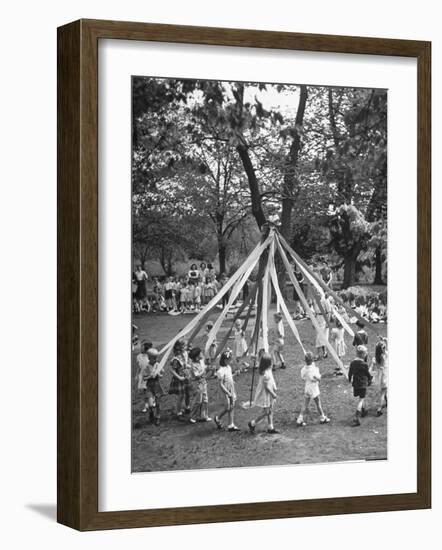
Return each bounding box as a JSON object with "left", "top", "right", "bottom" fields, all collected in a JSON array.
[{"left": 135, "top": 309, "right": 388, "bottom": 432}]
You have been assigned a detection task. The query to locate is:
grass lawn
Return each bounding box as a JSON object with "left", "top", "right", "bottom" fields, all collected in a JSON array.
[{"left": 131, "top": 306, "right": 387, "bottom": 473}]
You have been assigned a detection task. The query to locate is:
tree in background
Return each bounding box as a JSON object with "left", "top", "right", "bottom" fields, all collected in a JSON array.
[
  {"left": 132, "top": 78, "right": 387, "bottom": 287},
  {"left": 328, "top": 204, "right": 371, "bottom": 288}
]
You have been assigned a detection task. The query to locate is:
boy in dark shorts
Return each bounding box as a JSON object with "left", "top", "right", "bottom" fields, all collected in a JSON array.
[{"left": 348, "top": 345, "right": 372, "bottom": 426}]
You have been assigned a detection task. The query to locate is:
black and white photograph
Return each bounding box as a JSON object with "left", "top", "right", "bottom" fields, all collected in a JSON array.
[{"left": 131, "top": 76, "right": 388, "bottom": 473}]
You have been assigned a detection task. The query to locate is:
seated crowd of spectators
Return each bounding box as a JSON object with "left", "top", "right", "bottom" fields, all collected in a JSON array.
[{"left": 132, "top": 262, "right": 232, "bottom": 314}]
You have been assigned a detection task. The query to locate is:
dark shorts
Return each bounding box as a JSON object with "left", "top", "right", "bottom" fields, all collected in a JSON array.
[
  {"left": 353, "top": 387, "right": 367, "bottom": 398},
  {"left": 165, "top": 289, "right": 173, "bottom": 299}
]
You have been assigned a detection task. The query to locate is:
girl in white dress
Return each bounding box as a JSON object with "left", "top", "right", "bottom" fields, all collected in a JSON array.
[
  {"left": 370, "top": 338, "right": 388, "bottom": 416},
  {"left": 248, "top": 353, "right": 279, "bottom": 434},
  {"left": 296, "top": 351, "right": 330, "bottom": 426},
  {"left": 214, "top": 350, "right": 240, "bottom": 432},
  {"left": 330, "top": 319, "right": 347, "bottom": 376},
  {"left": 270, "top": 311, "right": 286, "bottom": 369},
  {"left": 233, "top": 319, "right": 247, "bottom": 366}
]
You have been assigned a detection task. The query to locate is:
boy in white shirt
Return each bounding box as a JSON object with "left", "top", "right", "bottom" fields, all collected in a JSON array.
[{"left": 296, "top": 351, "right": 330, "bottom": 427}]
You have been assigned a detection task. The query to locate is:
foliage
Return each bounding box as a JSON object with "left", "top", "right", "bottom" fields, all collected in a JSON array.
[{"left": 131, "top": 78, "right": 387, "bottom": 286}]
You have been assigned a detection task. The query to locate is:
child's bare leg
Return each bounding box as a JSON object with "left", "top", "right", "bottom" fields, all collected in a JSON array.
[
  {"left": 377, "top": 390, "right": 387, "bottom": 415},
  {"left": 314, "top": 396, "right": 329, "bottom": 422},
  {"left": 154, "top": 398, "right": 161, "bottom": 424},
  {"left": 267, "top": 408, "right": 274, "bottom": 430},
  {"left": 278, "top": 351, "right": 286, "bottom": 368},
  {"left": 314, "top": 396, "right": 325, "bottom": 416},
  {"left": 252, "top": 410, "right": 269, "bottom": 426},
  {"left": 176, "top": 395, "right": 184, "bottom": 415},
  {"left": 297, "top": 396, "right": 310, "bottom": 425}
]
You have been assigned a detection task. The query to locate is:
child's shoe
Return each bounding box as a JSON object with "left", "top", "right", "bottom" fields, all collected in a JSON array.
[
  {"left": 352, "top": 411, "right": 361, "bottom": 426},
  {"left": 248, "top": 421, "right": 256, "bottom": 434},
  {"left": 296, "top": 415, "right": 306, "bottom": 427},
  {"left": 361, "top": 407, "right": 368, "bottom": 418},
  {"left": 214, "top": 415, "right": 222, "bottom": 430},
  {"left": 189, "top": 418, "right": 197, "bottom": 424},
  {"left": 267, "top": 428, "right": 280, "bottom": 434},
  {"left": 320, "top": 416, "right": 331, "bottom": 424},
  {"left": 376, "top": 409, "right": 383, "bottom": 417}
]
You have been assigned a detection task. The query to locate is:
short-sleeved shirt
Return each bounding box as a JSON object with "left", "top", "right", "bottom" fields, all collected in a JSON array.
[
  {"left": 133, "top": 270, "right": 148, "bottom": 282},
  {"left": 217, "top": 365, "right": 235, "bottom": 394},
  {"left": 301, "top": 363, "right": 321, "bottom": 397}
]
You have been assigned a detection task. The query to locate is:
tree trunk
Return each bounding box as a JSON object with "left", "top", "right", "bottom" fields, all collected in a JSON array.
[
  {"left": 236, "top": 143, "right": 266, "bottom": 229},
  {"left": 373, "top": 246, "right": 384, "bottom": 285},
  {"left": 218, "top": 240, "right": 227, "bottom": 275},
  {"left": 343, "top": 256, "right": 356, "bottom": 288},
  {"left": 280, "top": 84, "right": 308, "bottom": 241}
]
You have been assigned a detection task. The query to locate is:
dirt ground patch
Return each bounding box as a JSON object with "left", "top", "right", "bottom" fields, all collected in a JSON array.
[{"left": 131, "top": 308, "right": 387, "bottom": 472}]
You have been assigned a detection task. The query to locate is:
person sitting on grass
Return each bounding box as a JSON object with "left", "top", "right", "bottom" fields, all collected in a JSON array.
[
  {"left": 370, "top": 338, "right": 388, "bottom": 416},
  {"left": 296, "top": 351, "right": 330, "bottom": 427},
  {"left": 214, "top": 349, "right": 240, "bottom": 432},
  {"left": 248, "top": 352, "right": 279, "bottom": 435},
  {"left": 348, "top": 345, "right": 372, "bottom": 426},
  {"left": 188, "top": 347, "right": 211, "bottom": 424}
]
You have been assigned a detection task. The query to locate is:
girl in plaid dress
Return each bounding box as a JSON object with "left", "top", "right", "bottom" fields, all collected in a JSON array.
[
  {"left": 188, "top": 347, "right": 211, "bottom": 423},
  {"left": 168, "top": 340, "right": 191, "bottom": 417}
]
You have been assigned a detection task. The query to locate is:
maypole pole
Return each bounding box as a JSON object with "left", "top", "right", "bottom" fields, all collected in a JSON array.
[{"left": 244, "top": 222, "right": 275, "bottom": 408}]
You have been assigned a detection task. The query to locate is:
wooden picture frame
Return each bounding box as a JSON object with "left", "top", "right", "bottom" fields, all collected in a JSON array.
[{"left": 57, "top": 19, "right": 431, "bottom": 531}]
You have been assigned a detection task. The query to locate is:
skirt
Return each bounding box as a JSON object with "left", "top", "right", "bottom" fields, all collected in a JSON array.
[
  {"left": 135, "top": 280, "right": 147, "bottom": 300},
  {"left": 234, "top": 337, "right": 247, "bottom": 358},
  {"left": 336, "top": 340, "right": 347, "bottom": 357},
  {"left": 253, "top": 378, "right": 274, "bottom": 408},
  {"left": 168, "top": 376, "right": 190, "bottom": 396}
]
